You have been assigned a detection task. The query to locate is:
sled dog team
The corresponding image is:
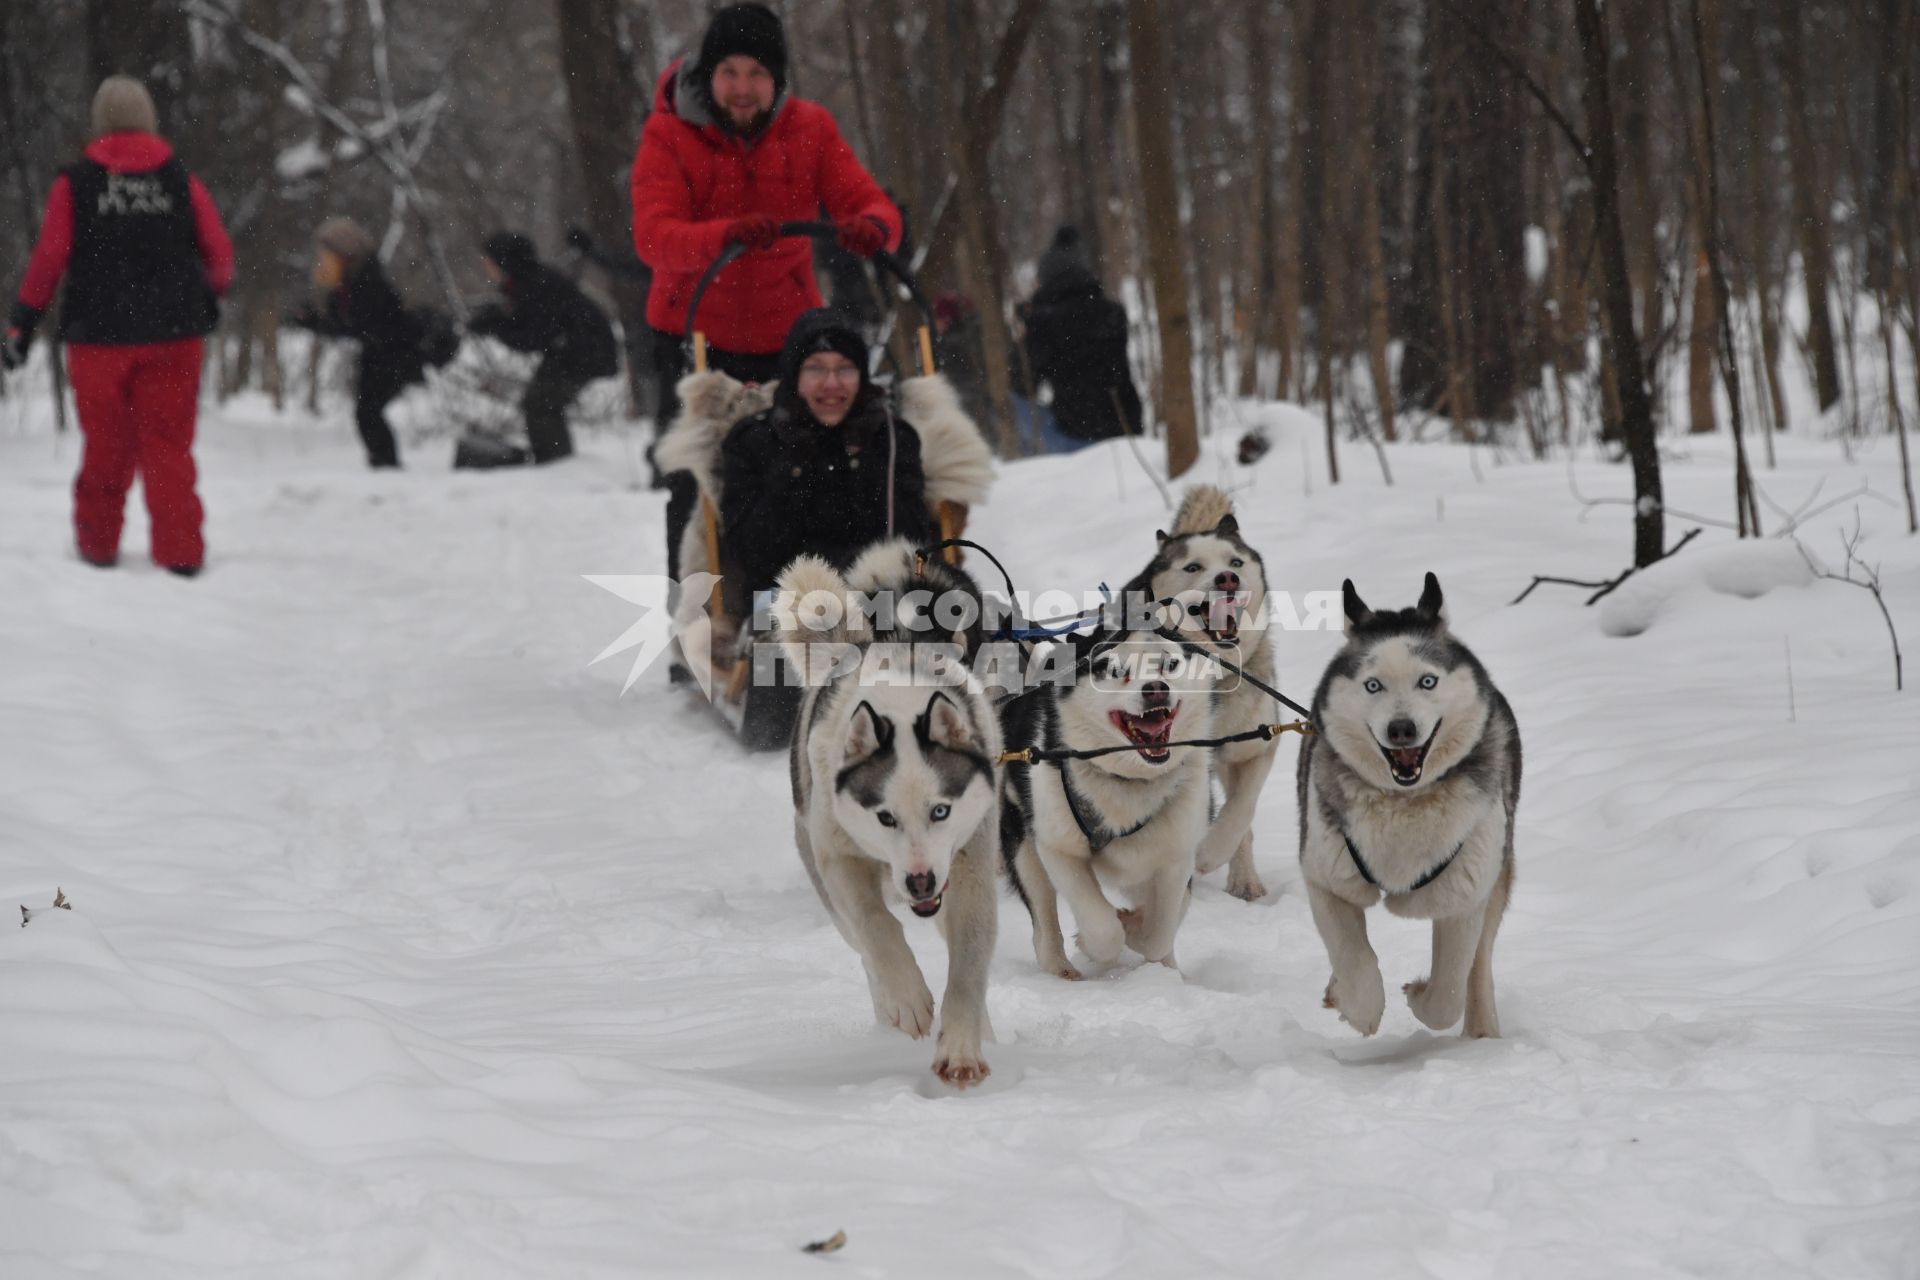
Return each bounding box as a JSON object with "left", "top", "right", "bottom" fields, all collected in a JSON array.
[{"left": 780, "top": 486, "right": 1523, "bottom": 1087}]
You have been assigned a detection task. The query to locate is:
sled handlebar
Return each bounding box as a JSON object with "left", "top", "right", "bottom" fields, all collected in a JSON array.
[{"left": 684, "top": 220, "right": 933, "bottom": 375}]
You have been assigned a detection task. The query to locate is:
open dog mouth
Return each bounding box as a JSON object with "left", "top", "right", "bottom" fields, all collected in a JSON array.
[
  {"left": 1110, "top": 705, "right": 1178, "bottom": 763},
  {"left": 1185, "top": 594, "right": 1244, "bottom": 645},
  {"left": 909, "top": 891, "right": 943, "bottom": 918},
  {"left": 1377, "top": 721, "right": 1441, "bottom": 787}
]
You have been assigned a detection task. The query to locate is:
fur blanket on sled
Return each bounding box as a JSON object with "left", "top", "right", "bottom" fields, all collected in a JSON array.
[{"left": 655, "top": 370, "right": 996, "bottom": 582}]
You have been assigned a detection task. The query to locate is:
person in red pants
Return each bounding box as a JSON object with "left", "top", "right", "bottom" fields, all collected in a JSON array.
[{"left": 2, "top": 76, "right": 232, "bottom": 576}]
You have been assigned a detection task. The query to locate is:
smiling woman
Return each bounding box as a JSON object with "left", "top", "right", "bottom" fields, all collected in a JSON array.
[{"left": 716, "top": 311, "right": 934, "bottom": 604}]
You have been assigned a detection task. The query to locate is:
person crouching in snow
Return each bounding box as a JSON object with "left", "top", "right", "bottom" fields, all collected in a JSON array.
[
  {"left": 287, "top": 217, "right": 425, "bottom": 469},
  {"left": 465, "top": 231, "right": 619, "bottom": 466},
  {"left": 719, "top": 310, "right": 931, "bottom": 614},
  {"left": 3, "top": 75, "right": 231, "bottom": 576}
]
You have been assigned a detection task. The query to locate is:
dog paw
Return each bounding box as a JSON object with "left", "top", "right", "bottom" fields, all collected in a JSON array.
[
  {"left": 932, "top": 1032, "right": 990, "bottom": 1089},
  {"left": 1403, "top": 978, "right": 1463, "bottom": 1031},
  {"left": 1194, "top": 834, "right": 1233, "bottom": 876},
  {"left": 1225, "top": 866, "right": 1267, "bottom": 902},
  {"left": 1050, "top": 961, "right": 1086, "bottom": 981},
  {"left": 875, "top": 981, "right": 936, "bottom": 1039},
  {"left": 1076, "top": 913, "right": 1125, "bottom": 965},
  {"left": 1329, "top": 968, "right": 1385, "bottom": 1035}
]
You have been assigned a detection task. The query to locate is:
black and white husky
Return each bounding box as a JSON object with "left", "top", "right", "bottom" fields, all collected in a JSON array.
[
  {"left": 779, "top": 545, "right": 1003, "bottom": 1087},
  {"left": 1000, "top": 629, "right": 1218, "bottom": 979},
  {"left": 1297, "top": 574, "right": 1521, "bottom": 1038},
  {"left": 1125, "top": 485, "right": 1277, "bottom": 901}
]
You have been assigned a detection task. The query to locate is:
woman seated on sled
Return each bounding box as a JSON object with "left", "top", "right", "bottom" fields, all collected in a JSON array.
[{"left": 656, "top": 307, "right": 994, "bottom": 630}]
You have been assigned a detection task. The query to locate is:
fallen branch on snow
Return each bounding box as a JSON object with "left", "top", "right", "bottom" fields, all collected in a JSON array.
[{"left": 1511, "top": 527, "right": 1704, "bottom": 607}]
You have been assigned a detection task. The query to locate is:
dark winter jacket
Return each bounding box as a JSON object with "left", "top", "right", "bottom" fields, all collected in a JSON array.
[
  {"left": 720, "top": 390, "right": 931, "bottom": 599},
  {"left": 629, "top": 60, "right": 900, "bottom": 353},
  {"left": 469, "top": 233, "right": 619, "bottom": 380},
  {"left": 290, "top": 258, "right": 426, "bottom": 389},
  {"left": 11, "top": 132, "right": 232, "bottom": 347},
  {"left": 1022, "top": 263, "right": 1142, "bottom": 443}
]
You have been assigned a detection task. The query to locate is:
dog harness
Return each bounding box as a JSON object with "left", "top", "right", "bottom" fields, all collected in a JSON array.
[
  {"left": 1058, "top": 758, "right": 1157, "bottom": 852},
  {"left": 1341, "top": 831, "right": 1464, "bottom": 897}
]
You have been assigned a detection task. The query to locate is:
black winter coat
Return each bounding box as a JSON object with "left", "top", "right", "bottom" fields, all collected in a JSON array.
[
  {"left": 720, "top": 392, "right": 932, "bottom": 603},
  {"left": 469, "top": 260, "right": 618, "bottom": 381},
  {"left": 293, "top": 259, "right": 426, "bottom": 390},
  {"left": 1022, "top": 266, "right": 1143, "bottom": 442}
]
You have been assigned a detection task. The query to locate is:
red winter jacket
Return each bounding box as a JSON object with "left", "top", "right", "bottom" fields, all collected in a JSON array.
[
  {"left": 15, "top": 133, "right": 232, "bottom": 345},
  {"left": 630, "top": 60, "right": 900, "bottom": 355}
]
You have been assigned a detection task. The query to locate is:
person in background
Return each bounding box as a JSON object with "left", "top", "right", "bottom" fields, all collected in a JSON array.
[
  {"left": 1020, "top": 225, "right": 1143, "bottom": 455},
  {"left": 3, "top": 75, "right": 230, "bottom": 576},
  {"left": 629, "top": 1, "right": 901, "bottom": 576},
  {"left": 287, "top": 217, "right": 424, "bottom": 469},
  {"left": 466, "top": 231, "right": 619, "bottom": 465}
]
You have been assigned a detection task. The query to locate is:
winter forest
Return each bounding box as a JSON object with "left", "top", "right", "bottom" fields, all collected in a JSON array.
[{"left": 2, "top": 0, "right": 1917, "bottom": 1276}]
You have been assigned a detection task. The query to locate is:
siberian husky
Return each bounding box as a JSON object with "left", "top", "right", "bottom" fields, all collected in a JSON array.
[
  {"left": 1297, "top": 574, "right": 1521, "bottom": 1038},
  {"left": 779, "top": 549, "right": 1003, "bottom": 1086},
  {"left": 1000, "top": 628, "right": 1218, "bottom": 978},
  {"left": 1124, "top": 484, "right": 1278, "bottom": 901}
]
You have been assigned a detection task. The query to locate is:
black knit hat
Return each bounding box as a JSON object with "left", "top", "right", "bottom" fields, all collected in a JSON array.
[
  {"left": 698, "top": 3, "right": 788, "bottom": 94},
  {"left": 776, "top": 309, "right": 870, "bottom": 416}
]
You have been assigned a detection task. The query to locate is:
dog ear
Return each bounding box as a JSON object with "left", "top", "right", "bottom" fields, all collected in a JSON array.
[
  {"left": 922, "top": 690, "right": 977, "bottom": 753},
  {"left": 844, "top": 701, "right": 888, "bottom": 764},
  {"left": 1213, "top": 513, "right": 1239, "bottom": 539},
  {"left": 1417, "top": 572, "right": 1446, "bottom": 628},
  {"left": 1155, "top": 528, "right": 1171, "bottom": 544},
  {"left": 1342, "top": 579, "right": 1372, "bottom": 632}
]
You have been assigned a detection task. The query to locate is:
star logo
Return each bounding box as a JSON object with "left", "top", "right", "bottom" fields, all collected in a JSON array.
[{"left": 583, "top": 572, "right": 723, "bottom": 698}]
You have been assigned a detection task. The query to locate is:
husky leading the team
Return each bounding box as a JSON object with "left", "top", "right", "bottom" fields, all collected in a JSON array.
[
  {"left": 770, "top": 492, "right": 1523, "bottom": 1088},
  {"left": 1297, "top": 573, "right": 1522, "bottom": 1039}
]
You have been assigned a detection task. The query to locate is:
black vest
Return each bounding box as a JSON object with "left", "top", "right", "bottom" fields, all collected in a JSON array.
[{"left": 58, "top": 157, "right": 217, "bottom": 345}]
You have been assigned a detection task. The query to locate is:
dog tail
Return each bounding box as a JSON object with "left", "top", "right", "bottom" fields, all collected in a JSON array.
[
  {"left": 774, "top": 554, "right": 854, "bottom": 664},
  {"left": 1172, "top": 484, "right": 1235, "bottom": 537}
]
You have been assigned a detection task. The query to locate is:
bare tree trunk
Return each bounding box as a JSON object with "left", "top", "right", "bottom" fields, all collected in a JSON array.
[
  {"left": 1240, "top": 0, "right": 1277, "bottom": 396},
  {"left": 1685, "top": 0, "right": 1759, "bottom": 535},
  {"left": 1127, "top": 0, "right": 1199, "bottom": 477},
  {"left": 1087, "top": 0, "right": 1131, "bottom": 299},
  {"left": 1355, "top": 0, "right": 1397, "bottom": 441},
  {"left": 1739, "top": 16, "right": 1791, "bottom": 439},
  {"left": 1277, "top": 2, "right": 1310, "bottom": 400},
  {"left": 1777, "top": 8, "right": 1844, "bottom": 412},
  {"left": 1400, "top": 0, "right": 1527, "bottom": 423},
  {"left": 868, "top": 0, "right": 922, "bottom": 221},
  {"left": 1575, "top": 0, "right": 1666, "bottom": 566},
  {"left": 555, "top": 0, "right": 650, "bottom": 416}
]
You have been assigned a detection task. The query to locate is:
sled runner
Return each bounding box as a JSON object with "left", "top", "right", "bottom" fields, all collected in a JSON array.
[{"left": 655, "top": 222, "right": 995, "bottom": 749}]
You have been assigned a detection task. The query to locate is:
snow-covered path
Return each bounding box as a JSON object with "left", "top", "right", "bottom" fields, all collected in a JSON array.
[{"left": 2, "top": 398, "right": 1916, "bottom": 1278}]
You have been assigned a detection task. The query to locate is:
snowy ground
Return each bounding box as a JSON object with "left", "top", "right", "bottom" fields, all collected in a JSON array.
[{"left": 2, "top": 386, "right": 1917, "bottom": 1278}]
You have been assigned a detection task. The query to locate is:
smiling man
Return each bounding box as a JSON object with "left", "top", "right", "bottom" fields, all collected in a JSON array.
[
  {"left": 631, "top": 3, "right": 900, "bottom": 393},
  {"left": 632, "top": 2, "right": 902, "bottom": 583}
]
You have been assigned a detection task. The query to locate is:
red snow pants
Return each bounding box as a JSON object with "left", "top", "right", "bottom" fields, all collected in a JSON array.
[{"left": 66, "top": 338, "right": 206, "bottom": 570}]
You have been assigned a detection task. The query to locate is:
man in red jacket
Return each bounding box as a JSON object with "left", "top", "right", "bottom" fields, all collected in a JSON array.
[
  {"left": 630, "top": 2, "right": 900, "bottom": 579},
  {"left": 4, "top": 76, "right": 232, "bottom": 576}
]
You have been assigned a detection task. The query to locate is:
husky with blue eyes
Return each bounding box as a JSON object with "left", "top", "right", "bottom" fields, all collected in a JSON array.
[
  {"left": 1297, "top": 573, "right": 1522, "bottom": 1038},
  {"left": 778, "top": 552, "right": 1004, "bottom": 1088}
]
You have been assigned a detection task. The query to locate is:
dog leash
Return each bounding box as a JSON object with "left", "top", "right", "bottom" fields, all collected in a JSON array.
[{"left": 996, "top": 720, "right": 1313, "bottom": 767}]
